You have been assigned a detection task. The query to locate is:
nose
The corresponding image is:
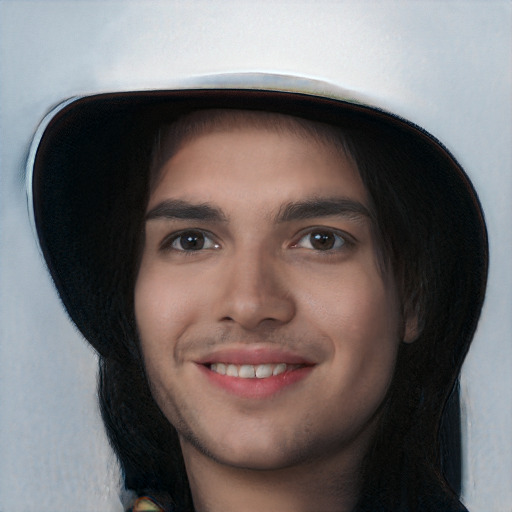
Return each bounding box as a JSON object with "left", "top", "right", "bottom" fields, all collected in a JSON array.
[{"left": 215, "top": 250, "right": 296, "bottom": 331}]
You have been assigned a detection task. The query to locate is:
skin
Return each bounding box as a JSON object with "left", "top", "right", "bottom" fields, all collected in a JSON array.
[{"left": 135, "top": 123, "right": 416, "bottom": 512}]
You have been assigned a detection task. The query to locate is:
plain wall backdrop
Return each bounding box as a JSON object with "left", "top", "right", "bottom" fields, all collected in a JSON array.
[{"left": 0, "top": 1, "right": 510, "bottom": 511}]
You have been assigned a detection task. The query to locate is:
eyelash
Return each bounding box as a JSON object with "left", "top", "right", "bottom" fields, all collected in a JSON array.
[
  {"left": 160, "top": 230, "right": 220, "bottom": 253},
  {"left": 159, "top": 227, "right": 353, "bottom": 254},
  {"left": 291, "top": 228, "right": 352, "bottom": 252}
]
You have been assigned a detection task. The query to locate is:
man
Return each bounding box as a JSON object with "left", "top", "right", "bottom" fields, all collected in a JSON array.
[{"left": 29, "top": 76, "right": 488, "bottom": 511}]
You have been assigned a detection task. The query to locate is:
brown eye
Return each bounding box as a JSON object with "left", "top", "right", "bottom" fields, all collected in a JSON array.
[
  {"left": 294, "top": 230, "right": 346, "bottom": 251},
  {"left": 310, "top": 232, "right": 337, "bottom": 250},
  {"left": 167, "top": 230, "right": 219, "bottom": 252}
]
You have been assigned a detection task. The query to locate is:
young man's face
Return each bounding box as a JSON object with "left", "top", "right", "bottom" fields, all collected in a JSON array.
[{"left": 135, "top": 119, "right": 412, "bottom": 473}]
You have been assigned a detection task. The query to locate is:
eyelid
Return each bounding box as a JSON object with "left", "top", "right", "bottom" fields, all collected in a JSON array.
[
  {"left": 290, "top": 226, "right": 355, "bottom": 250},
  {"left": 159, "top": 229, "right": 220, "bottom": 252}
]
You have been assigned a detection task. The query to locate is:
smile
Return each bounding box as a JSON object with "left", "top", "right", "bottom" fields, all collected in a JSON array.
[
  {"left": 198, "top": 361, "right": 314, "bottom": 399},
  {"left": 209, "top": 362, "right": 302, "bottom": 379}
]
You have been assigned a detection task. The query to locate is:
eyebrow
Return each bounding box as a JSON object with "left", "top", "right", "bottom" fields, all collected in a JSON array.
[
  {"left": 145, "top": 197, "right": 372, "bottom": 225},
  {"left": 275, "top": 197, "right": 372, "bottom": 224},
  {"left": 145, "top": 199, "right": 227, "bottom": 222}
]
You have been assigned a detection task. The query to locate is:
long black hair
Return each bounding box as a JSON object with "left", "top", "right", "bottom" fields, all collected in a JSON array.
[
  {"left": 346, "top": 123, "right": 486, "bottom": 511},
  {"left": 94, "top": 108, "right": 487, "bottom": 512}
]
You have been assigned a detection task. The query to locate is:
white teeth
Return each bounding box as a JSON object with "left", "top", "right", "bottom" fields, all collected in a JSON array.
[
  {"left": 255, "top": 364, "right": 273, "bottom": 378},
  {"left": 226, "top": 364, "right": 238, "bottom": 377},
  {"left": 273, "top": 363, "right": 287, "bottom": 376},
  {"left": 209, "top": 362, "right": 295, "bottom": 378},
  {"left": 239, "top": 365, "right": 256, "bottom": 378},
  {"left": 212, "top": 363, "right": 226, "bottom": 375}
]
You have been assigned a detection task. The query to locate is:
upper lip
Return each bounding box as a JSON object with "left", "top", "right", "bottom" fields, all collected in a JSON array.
[{"left": 196, "top": 347, "right": 315, "bottom": 366}]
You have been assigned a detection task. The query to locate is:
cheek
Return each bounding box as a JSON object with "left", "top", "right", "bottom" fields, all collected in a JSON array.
[
  {"left": 135, "top": 260, "right": 203, "bottom": 344},
  {"left": 340, "top": 280, "right": 401, "bottom": 363},
  {"left": 342, "top": 286, "right": 401, "bottom": 401},
  {"left": 134, "top": 264, "right": 195, "bottom": 409},
  {"left": 302, "top": 262, "right": 400, "bottom": 336},
  {"left": 300, "top": 265, "right": 401, "bottom": 390}
]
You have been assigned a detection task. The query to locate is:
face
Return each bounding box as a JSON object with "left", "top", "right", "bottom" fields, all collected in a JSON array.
[{"left": 135, "top": 121, "right": 412, "bottom": 473}]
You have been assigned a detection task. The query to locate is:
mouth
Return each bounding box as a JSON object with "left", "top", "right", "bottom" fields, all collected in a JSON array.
[
  {"left": 208, "top": 362, "right": 304, "bottom": 379},
  {"left": 196, "top": 349, "right": 315, "bottom": 398}
]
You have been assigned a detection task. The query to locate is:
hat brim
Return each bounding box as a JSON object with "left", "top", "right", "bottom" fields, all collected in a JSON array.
[{"left": 27, "top": 78, "right": 487, "bottom": 357}]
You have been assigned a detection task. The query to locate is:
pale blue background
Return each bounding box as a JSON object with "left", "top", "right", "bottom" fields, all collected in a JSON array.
[{"left": 0, "top": 1, "right": 510, "bottom": 510}]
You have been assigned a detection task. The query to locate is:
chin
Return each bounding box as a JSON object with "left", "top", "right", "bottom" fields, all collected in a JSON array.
[
  {"left": 216, "top": 450, "right": 300, "bottom": 472},
  {"left": 182, "top": 427, "right": 304, "bottom": 471}
]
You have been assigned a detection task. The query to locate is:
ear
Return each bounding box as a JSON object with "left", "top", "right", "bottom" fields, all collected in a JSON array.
[{"left": 402, "top": 311, "right": 419, "bottom": 344}]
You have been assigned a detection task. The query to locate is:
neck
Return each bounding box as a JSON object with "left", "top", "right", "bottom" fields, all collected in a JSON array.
[{"left": 181, "top": 438, "right": 368, "bottom": 512}]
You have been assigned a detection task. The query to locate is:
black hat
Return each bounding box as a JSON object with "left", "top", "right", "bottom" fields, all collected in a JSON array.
[{"left": 27, "top": 73, "right": 488, "bottom": 360}]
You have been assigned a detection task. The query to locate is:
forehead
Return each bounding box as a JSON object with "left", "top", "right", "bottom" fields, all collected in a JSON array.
[
  {"left": 147, "top": 117, "right": 369, "bottom": 215},
  {"left": 149, "top": 109, "right": 356, "bottom": 191}
]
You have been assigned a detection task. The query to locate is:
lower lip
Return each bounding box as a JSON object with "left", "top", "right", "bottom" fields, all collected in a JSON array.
[{"left": 196, "top": 364, "right": 314, "bottom": 399}]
